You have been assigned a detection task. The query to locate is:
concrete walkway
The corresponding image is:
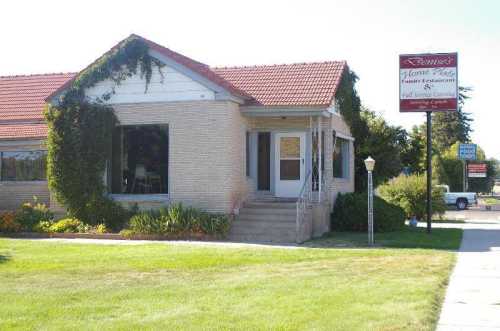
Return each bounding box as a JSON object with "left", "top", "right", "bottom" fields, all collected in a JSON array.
[{"left": 437, "top": 220, "right": 500, "bottom": 330}]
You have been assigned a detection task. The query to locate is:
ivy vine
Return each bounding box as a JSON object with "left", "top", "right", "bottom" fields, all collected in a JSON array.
[{"left": 44, "top": 36, "right": 164, "bottom": 228}]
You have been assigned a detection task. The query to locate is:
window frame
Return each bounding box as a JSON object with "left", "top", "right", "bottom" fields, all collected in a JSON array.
[
  {"left": 0, "top": 150, "right": 48, "bottom": 182},
  {"left": 333, "top": 137, "right": 350, "bottom": 180}
]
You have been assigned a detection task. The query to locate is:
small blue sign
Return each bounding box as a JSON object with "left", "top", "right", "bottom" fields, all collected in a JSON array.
[{"left": 458, "top": 143, "right": 477, "bottom": 160}]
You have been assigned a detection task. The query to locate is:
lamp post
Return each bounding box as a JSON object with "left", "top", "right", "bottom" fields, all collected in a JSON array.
[{"left": 364, "top": 156, "right": 375, "bottom": 246}]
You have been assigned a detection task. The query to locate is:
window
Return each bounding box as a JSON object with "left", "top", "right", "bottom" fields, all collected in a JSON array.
[
  {"left": 246, "top": 131, "right": 250, "bottom": 177},
  {"left": 312, "top": 131, "right": 324, "bottom": 191},
  {"left": 0, "top": 150, "right": 47, "bottom": 181},
  {"left": 333, "top": 137, "right": 350, "bottom": 179},
  {"left": 111, "top": 125, "right": 169, "bottom": 194},
  {"left": 279, "top": 136, "right": 301, "bottom": 180}
]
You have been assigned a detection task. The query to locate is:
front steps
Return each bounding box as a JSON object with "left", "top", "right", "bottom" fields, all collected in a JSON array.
[{"left": 228, "top": 201, "right": 298, "bottom": 243}]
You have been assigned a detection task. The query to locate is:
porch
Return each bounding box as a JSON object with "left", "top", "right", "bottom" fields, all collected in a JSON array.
[{"left": 234, "top": 109, "right": 351, "bottom": 243}]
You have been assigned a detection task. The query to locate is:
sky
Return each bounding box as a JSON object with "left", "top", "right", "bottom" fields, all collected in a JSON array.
[{"left": 1, "top": 0, "right": 498, "bottom": 158}]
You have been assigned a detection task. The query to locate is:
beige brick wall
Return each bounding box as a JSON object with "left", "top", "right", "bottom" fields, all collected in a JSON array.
[
  {"left": 112, "top": 100, "right": 247, "bottom": 213},
  {"left": 0, "top": 140, "right": 49, "bottom": 210}
]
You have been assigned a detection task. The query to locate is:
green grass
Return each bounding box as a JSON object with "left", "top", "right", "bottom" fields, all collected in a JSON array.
[
  {"left": 0, "top": 228, "right": 461, "bottom": 330},
  {"left": 308, "top": 227, "right": 463, "bottom": 250},
  {"left": 483, "top": 197, "right": 500, "bottom": 205}
]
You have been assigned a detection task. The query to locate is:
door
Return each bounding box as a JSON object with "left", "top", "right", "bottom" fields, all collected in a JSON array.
[
  {"left": 275, "top": 132, "right": 306, "bottom": 198},
  {"left": 257, "top": 132, "right": 271, "bottom": 191}
]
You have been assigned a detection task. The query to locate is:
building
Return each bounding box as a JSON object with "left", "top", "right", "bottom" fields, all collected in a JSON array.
[{"left": 0, "top": 35, "right": 355, "bottom": 242}]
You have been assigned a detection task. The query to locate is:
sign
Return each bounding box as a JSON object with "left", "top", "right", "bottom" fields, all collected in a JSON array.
[
  {"left": 399, "top": 53, "right": 458, "bottom": 112},
  {"left": 458, "top": 143, "right": 477, "bottom": 160},
  {"left": 468, "top": 163, "right": 487, "bottom": 178}
]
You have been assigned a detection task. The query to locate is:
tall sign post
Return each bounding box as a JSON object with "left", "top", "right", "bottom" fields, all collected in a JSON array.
[
  {"left": 458, "top": 143, "right": 477, "bottom": 191},
  {"left": 400, "top": 53, "right": 458, "bottom": 233}
]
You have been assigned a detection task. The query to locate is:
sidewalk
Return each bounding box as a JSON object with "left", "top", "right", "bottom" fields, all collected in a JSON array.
[{"left": 437, "top": 221, "right": 500, "bottom": 330}]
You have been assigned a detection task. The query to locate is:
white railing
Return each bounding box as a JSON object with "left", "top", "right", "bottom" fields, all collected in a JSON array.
[{"left": 296, "top": 170, "right": 312, "bottom": 243}]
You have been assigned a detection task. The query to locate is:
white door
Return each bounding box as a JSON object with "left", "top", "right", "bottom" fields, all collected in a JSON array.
[{"left": 275, "top": 132, "right": 306, "bottom": 198}]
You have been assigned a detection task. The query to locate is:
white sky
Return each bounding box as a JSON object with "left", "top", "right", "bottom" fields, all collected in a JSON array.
[{"left": 2, "top": 0, "right": 498, "bottom": 158}]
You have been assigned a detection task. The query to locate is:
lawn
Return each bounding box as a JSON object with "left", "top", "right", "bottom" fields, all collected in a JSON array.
[{"left": 0, "top": 227, "right": 462, "bottom": 330}]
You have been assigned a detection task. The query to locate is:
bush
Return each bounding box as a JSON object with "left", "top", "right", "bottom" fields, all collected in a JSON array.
[
  {"left": 0, "top": 211, "right": 22, "bottom": 233},
  {"left": 378, "top": 174, "right": 446, "bottom": 220},
  {"left": 126, "top": 203, "right": 231, "bottom": 237},
  {"left": 73, "top": 197, "right": 130, "bottom": 231},
  {"left": 49, "top": 218, "right": 84, "bottom": 233},
  {"left": 33, "top": 220, "right": 54, "bottom": 233},
  {"left": 332, "top": 192, "right": 406, "bottom": 232},
  {"left": 15, "top": 198, "right": 54, "bottom": 231}
]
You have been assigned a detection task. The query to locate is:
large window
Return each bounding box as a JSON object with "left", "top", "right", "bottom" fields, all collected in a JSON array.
[
  {"left": 333, "top": 137, "right": 350, "bottom": 179},
  {"left": 0, "top": 150, "right": 47, "bottom": 181},
  {"left": 111, "top": 125, "right": 169, "bottom": 194}
]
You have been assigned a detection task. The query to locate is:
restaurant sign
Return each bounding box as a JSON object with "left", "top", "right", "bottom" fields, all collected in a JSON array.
[
  {"left": 468, "top": 163, "right": 487, "bottom": 178},
  {"left": 399, "top": 53, "right": 458, "bottom": 112}
]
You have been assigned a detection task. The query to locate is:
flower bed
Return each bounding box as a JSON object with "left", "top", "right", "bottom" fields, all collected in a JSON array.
[
  {"left": 0, "top": 231, "right": 220, "bottom": 241},
  {"left": 1, "top": 199, "right": 231, "bottom": 241}
]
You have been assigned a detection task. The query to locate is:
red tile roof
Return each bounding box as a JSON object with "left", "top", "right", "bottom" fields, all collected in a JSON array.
[
  {"left": 212, "top": 61, "right": 346, "bottom": 106},
  {"left": 0, "top": 73, "right": 74, "bottom": 122},
  {"left": 1, "top": 36, "right": 348, "bottom": 140},
  {"left": 0, "top": 123, "right": 48, "bottom": 140},
  {"left": 0, "top": 73, "right": 73, "bottom": 140}
]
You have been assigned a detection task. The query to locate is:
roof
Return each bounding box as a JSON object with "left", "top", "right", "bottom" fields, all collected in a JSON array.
[
  {"left": 46, "top": 34, "right": 252, "bottom": 102},
  {"left": 212, "top": 61, "right": 346, "bottom": 106},
  {"left": 0, "top": 73, "right": 73, "bottom": 140},
  {"left": 0, "top": 73, "right": 74, "bottom": 122},
  {"left": 1, "top": 35, "right": 348, "bottom": 140},
  {"left": 0, "top": 123, "right": 48, "bottom": 140}
]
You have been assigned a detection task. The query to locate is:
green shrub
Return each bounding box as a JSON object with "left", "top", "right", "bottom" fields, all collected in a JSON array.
[
  {"left": 33, "top": 220, "right": 54, "bottom": 233},
  {"left": 378, "top": 174, "right": 446, "bottom": 220},
  {"left": 94, "top": 223, "right": 108, "bottom": 234},
  {"left": 83, "top": 198, "right": 131, "bottom": 231},
  {"left": 125, "top": 203, "right": 231, "bottom": 237},
  {"left": 15, "top": 198, "right": 54, "bottom": 231},
  {"left": 49, "top": 218, "right": 83, "bottom": 233},
  {"left": 332, "top": 192, "right": 406, "bottom": 232},
  {"left": 119, "top": 229, "right": 135, "bottom": 238},
  {"left": 128, "top": 211, "right": 161, "bottom": 234}
]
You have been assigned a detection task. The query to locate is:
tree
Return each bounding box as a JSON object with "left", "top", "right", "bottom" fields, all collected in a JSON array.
[
  {"left": 354, "top": 109, "right": 407, "bottom": 191},
  {"left": 432, "top": 86, "right": 473, "bottom": 151},
  {"left": 401, "top": 125, "right": 426, "bottom": 173}
]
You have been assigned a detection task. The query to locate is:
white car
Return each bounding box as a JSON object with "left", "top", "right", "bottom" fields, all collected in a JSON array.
[{"left": 438, "top": 185, "right": 477, "bottom": 210}]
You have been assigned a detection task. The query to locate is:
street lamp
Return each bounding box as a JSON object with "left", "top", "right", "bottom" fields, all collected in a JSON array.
[{"left": 364, "top": 156, "right": 375, "bottom": 246}]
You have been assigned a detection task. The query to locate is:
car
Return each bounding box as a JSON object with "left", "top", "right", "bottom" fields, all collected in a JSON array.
[{"left": 437, "top": 185, "right": 477, "bottom": 210}]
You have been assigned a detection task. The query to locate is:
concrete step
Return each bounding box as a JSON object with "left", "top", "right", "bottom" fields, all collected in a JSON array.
[
  {"left": 231, "top": 220, "right": 295, "bottom": 232},
  {"left": 237, "top": 214, "right": 296, "bottom": 223},
  {"left": 239, "top": 207, "right": 296, "bottom": 216},
  {"left": 243, "top": 201, "right": 296, "bottom": 209}
]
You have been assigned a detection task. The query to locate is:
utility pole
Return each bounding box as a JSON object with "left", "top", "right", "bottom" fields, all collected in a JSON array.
[{"left": 426, "top": 111, "right": 432, "bottom": 234}]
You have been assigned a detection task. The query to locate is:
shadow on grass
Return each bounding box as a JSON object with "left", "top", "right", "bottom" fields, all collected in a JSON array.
[
  {"left": 304, "top": 226, "right": 463, "bottom": 251},
  {"left": 0, "top": 254, "right": 11, "bottom": 264}
]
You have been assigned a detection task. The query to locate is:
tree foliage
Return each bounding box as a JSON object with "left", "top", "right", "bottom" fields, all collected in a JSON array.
[
  {"left": 432, "top": 87, "right": 473, "bottom": 151},
  {"left": 378, "top": 174, "right": 446, "bottom": 220},
  {"left": 355, "top": 110, "right": 407, "bottom": 190}
]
